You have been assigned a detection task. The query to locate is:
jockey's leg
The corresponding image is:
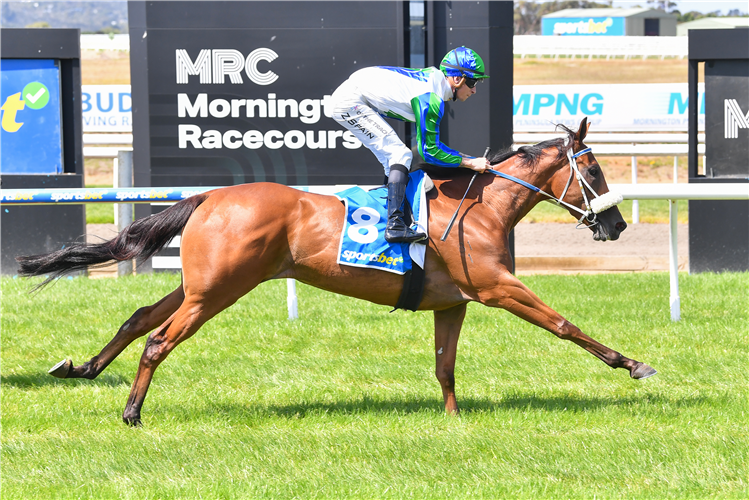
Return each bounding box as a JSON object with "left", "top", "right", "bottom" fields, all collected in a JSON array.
[
  {"left": 384, "top": 164, "right": 427, "bottom": 243},
  {"left": 330, "top": 85, "right": 425, "bottom": 243}
]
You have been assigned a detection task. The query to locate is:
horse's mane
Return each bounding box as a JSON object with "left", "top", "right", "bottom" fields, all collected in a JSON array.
[
  {"left": 415, "top": 124, "right": 576, "bottom": 180},
  {"left": 488, "top": 124, "right": 576, "bottom": 170}
]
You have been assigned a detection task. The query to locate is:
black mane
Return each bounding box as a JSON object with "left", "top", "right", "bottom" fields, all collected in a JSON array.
[{"left": 488, "top": 124, "right": 576, "bottom": 170}]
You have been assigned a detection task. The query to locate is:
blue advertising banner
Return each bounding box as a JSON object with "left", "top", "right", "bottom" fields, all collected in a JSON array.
[
  {"left": 0, "top": 59, "right": 63, "bottom": 174},
  {"left": 542, "top": 17, "right": 625, "bottom": 36}
]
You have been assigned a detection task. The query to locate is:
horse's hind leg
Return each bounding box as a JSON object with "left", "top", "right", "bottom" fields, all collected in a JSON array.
[
  {"left": 121, "top": 292, "right": 238, "bottom": 426},
  {"left": 49, "top": 286, "right": 185, "bottom": 380},
  {"left": 434, "top": 303, "right": 467, "bottom": 414}
]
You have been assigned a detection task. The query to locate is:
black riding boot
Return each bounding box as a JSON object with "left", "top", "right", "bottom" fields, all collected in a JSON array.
[{"left": 384, "top": 164, "right": 427, "bottom": 244}]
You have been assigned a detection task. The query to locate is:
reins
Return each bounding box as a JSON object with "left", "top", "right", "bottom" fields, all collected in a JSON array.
[{"left": 487, "top": 139, "right": 623, "bottom": 228}]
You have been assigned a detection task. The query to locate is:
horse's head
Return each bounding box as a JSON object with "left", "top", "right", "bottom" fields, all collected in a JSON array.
[{"left": 552, "top": 118, "right": 627, "bottom": 241}]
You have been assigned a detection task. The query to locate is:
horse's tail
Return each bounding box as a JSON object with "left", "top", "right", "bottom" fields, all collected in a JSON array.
[{"left": 17, "top": 193, "right": 209, "bottom": 289}]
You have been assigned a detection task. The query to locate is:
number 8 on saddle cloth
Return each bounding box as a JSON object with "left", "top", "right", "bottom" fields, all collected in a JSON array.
[{"left": 334, "top": 170, "right": 428, "bottom": 275}]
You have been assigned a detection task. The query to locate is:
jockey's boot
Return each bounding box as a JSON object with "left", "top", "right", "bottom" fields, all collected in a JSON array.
[{"left": 384, "top": 164, "right": 427, "bottom": 244}]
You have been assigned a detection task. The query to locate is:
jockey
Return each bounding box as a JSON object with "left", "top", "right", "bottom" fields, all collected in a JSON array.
[{"left": 331, "top": 46, "right": 490, "bottom": 244}]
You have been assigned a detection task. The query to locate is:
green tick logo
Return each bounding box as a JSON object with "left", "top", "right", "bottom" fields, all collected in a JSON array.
[
  {"left": 22, "top": 82, "right": 50, "bottom": 110},
  {"left": 1, "top": 81, "right": 50, "bottom": 132}
]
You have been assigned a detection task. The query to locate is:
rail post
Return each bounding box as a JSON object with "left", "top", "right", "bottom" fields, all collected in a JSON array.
[
  {"left": 116, "top": 150, "right": 134, "bottom": 277},
  {"left": 631, "top": 152, "right": 639, "bottom": 224},
  {"left": 287, "top": 279, "right": 298, "bottom": 320}
]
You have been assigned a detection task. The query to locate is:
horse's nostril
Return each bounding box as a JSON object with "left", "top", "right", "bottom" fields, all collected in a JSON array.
[{"left": 616, "top": 221, "right": 627, "bottom": 232}]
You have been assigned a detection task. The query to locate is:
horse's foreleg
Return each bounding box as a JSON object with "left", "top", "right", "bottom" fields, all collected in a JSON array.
[
  {"left": 49, "top": 286, "right": 185, "bottom": 380},
  {"left": 434, "top": 303, "right": 468, "bottom": 414},
  {"left": 484, "top": 273, "right": 656, "bottom": 379}
]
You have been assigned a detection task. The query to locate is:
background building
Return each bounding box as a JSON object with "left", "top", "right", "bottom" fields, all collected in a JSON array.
[
  {"left": 677, "top": 16, "right": 749, "bottom": 35},
  {"left": 542, "top": 8, "right": 677, "bottom": 36}
]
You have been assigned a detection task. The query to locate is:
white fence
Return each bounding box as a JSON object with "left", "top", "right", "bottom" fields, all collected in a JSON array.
[
  {"left": 514, "top": 35, "right": 688, "bottom": 59},
  {"left": 80, "top": 34, "right": 130, "bottom": 51}
]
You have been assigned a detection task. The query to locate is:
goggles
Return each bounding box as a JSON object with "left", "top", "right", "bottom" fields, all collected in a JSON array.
[{"left": 464, "top": 77, "right": 480, "bottom": 88}]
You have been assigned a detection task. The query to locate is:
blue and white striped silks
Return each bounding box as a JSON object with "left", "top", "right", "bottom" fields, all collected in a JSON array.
[{"left": 335, "top": 169, "right": 428, "bottom": 275}]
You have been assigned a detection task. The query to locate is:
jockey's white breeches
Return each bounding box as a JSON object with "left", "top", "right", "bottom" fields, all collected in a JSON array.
[{"left": 331, "top": 80, "right": 412, "bottom": 176}]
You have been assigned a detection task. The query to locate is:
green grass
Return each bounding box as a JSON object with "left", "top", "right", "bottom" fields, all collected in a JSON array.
[
  {"left": 525, "top": 199, "right": 689, "bottom": 224},
  {"left": 2, "top": 273, "right": 747, "bottom": 499}
]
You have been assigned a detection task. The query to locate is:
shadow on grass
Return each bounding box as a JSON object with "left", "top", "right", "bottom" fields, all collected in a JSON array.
[
  {"left": 1, "top": 371, "right": 130, "bottom": 389},
  {"left": 180, "top": 392, "right": 717, "bottom": 422}
]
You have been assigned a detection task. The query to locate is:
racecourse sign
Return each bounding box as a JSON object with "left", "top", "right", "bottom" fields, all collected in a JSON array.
[{"left": 128, "top": 1, "right": 406, "bottom": 187}]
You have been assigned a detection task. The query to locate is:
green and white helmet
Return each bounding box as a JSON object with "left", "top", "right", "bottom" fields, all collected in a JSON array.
[{"left": 439, "top": 46, "right": 489, "bottom": 80}]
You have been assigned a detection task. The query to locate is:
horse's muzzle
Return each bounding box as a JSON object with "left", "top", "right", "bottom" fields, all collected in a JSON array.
[{"left": 592, "top": 219, "right": 627, "bottom": 241}]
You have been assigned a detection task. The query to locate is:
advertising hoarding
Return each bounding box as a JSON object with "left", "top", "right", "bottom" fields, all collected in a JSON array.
[
  {"left": 513, "top": 83, "right": 705, "bottom": 132},
  {"left": 82, "top": 84, "right": 131, "bottom": 131},
  {"left": 542, "top": 17, "right": 625, "bottom": 36},
  {"left": 129, "top": 1, "right": 406, "bottom": 188},
  {"left": 0, "top": 58, "right": 63, "bottom": 174},
  {"left": 85, "top": 83, "right": 708, "bottom": 134}
]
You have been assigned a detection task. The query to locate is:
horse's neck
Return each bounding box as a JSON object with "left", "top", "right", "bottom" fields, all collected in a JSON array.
[{"left": 485, "top": 156, "right": 565, "bottom": 229}]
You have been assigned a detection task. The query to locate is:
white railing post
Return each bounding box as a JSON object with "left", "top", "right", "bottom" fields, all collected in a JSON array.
[
  {"left": 287, "top": 279, "right": 298, "bottom": 320},
  {"left": 116, "top": 150, "right": 134, "bottom": 277},
  {"left": 669, "top": 198, "right": 680, "bottom": 321},
  {"left": 631, "top": 153, "right": 639, "bottom": 224}
]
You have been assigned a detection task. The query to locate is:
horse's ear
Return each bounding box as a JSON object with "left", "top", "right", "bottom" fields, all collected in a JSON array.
[{"left": 576, "top": 117, "right": 589, "bottom": 144}]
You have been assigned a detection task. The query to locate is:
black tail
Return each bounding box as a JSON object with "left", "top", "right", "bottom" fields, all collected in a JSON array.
[{"left": 17, "top": 193, "right": 209, "bottom": 288}]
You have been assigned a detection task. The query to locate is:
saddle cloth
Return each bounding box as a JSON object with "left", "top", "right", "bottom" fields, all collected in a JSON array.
[{"left": 335, "top": 169, "right": 428, "bottom": 275}]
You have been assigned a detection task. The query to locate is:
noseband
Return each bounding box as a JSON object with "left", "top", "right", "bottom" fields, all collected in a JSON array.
[{"left": 488, "top": 140, "right": 623, "bottom": 227}]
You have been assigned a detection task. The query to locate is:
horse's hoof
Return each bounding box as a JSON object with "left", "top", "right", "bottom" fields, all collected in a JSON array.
[
  {"left": 122, "top": 415, "right": 142, "bottom": 427},
  {"left": 631, "top": 362, "right": 657, "bottom": 380},
  {"left": 48, "top": 359, "right": 72, "bottom": 378}
]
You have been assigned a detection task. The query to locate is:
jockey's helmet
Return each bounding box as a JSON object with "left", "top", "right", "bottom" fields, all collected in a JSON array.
[{"left": 439, "top": 47, "right": 489, "bottom": 82}]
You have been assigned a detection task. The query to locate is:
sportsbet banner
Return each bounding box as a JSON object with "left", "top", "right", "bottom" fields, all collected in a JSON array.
[{"left": 83, "top": 83, "right": 706, "bottom": 134}]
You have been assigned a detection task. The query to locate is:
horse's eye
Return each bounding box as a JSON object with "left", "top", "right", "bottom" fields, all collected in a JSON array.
[{"left": 588, "top": 166, "right": 600, "bottom": 177}]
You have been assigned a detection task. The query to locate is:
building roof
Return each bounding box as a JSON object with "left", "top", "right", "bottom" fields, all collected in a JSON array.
[
  {"left": 543, "top": 8, "right": 677, "bottom": 19},
  {"left": 677, "top": 17, "right": 749, "bottom": 36}
]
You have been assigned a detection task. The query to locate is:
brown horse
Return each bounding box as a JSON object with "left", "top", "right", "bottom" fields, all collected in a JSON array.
[{"left": 18, "top": 118, "right": 656, "bottom": 426}]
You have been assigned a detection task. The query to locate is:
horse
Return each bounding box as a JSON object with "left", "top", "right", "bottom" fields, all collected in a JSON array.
[{"left": 17, "top": 118, "right": 656, "bottom": 426}]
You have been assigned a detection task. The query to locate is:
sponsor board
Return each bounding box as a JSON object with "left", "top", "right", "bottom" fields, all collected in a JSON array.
[
  {"left": 82, "top": 84, "right": 132, "bottom": 132},
  {"left": 0, "top": 187, "right": 216, "bottom": 205},
  {"left": 86, "top": 83, "right": 708, "bottom": 135},
  {"left": 0, "top": 59, "right": 63, "bottom": 174},
  {"left": 513, "top": 83, "right": 706, "bottom": 132},
  {"left": 542, "top": 17, "right": 625, "bottom": 36}
]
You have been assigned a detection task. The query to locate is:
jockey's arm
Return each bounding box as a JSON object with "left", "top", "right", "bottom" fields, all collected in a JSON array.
[{"left": 410, "top": 93, "right": 489, "bottom": 173}]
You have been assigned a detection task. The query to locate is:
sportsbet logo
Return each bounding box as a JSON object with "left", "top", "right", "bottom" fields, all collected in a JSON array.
[{"left": 0, "top": 81, "right": 50, "bottom": 132}]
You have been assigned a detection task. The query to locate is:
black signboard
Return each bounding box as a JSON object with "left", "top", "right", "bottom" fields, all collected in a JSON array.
[
  {"left": 0, "top": 29, "right": 84, "bottom": 275},
  {"left": 704, "top": 60, "right": 749, "bottom": 178},
  {"left": 129, "top": 1, "right": 407, "bottom": 188},
  {"left": 688, "top": 29, "right": 748, "bottom": 273}
]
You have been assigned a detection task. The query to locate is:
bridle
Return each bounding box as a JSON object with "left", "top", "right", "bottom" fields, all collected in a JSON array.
[{"left": 487, "top": 139, "right": 623, "bottom": 228}]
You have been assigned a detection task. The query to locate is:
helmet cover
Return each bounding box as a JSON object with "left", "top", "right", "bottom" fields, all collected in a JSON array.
[{"left": 439, "top": 46, "right": 489, "bottom": 80}]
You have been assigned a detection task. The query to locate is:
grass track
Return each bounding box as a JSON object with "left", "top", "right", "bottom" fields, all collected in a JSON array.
[{"left": 2, "top": 273, "right": 747, "bottom": 499}]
